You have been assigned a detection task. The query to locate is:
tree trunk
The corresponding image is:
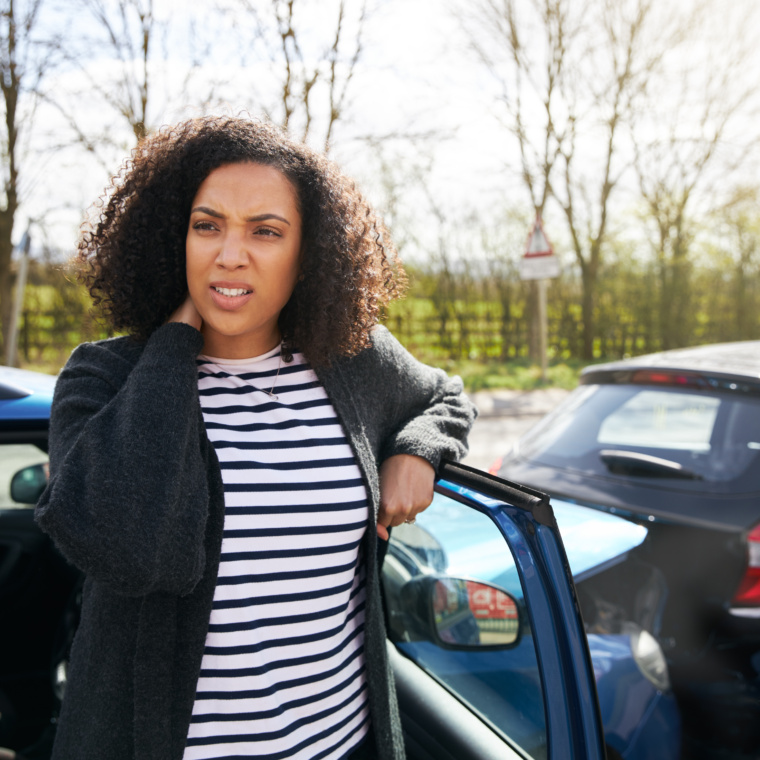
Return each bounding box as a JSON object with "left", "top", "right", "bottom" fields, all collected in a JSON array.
[{"left": 580, "top": 264, "right": 597, "bottom": 360}]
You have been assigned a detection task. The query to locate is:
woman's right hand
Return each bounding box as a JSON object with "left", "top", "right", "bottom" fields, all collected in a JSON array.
[{"left": 168, "top": 295, "right": 202, "bottom": 331}]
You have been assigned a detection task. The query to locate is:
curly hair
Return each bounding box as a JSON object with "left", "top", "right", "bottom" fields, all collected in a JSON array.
[{"left": 78, "top": 115, "right": 406, "bottom": 366}]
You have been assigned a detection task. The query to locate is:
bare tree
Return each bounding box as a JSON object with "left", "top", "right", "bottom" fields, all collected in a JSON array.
[
  {"left": 49, "top": 0, "right": 215, "bottom": 171},
  {"left": 82, "top": 0, "right": 155, "bottom": 143},
  {"left": 719, "top": 187, "right": 760, "bottom": 341},
  {"left": 632, "top": 1, "right": 760, "bottom": 349},
  {"left": 0, "top": 0, "right": 51, "bottom": 354},
  {"left": 463, "top": 0, "right": 577, "bottom": 361},
  {"left": 461, "top": 0, "right": 682, "bottom": 359},
  {"left": 231, "top": 0, "right": 368, "bottom": 152},
  {"left": 465, "top": 0, "right": 573, "bottom": 218}
]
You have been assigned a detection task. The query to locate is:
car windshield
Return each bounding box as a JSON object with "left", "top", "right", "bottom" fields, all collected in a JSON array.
[{"left": 517, "top": 384, "right": 760, "bottom": 490}]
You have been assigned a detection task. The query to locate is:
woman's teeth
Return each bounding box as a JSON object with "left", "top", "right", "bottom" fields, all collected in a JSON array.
[{"left": 214, "top": 286, "right": 251, "bottom": 297}]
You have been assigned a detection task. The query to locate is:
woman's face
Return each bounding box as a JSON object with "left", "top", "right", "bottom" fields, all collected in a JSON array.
[{"left": 186, "top": 162, "right": 303, "bottom": 359}]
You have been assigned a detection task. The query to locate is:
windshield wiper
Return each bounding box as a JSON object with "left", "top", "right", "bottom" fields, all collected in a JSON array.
[{"left": 599, "top": 449, "right": 703, "bottom": 480}]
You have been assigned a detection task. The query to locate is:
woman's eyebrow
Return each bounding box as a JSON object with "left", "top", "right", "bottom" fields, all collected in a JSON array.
[
  {"left": 247, "top": 213, "right": 290, "bottom": 225},
  {"left": 191, "top": 205, "right": 223, "bottom": 218},
  {"left": 190, "top": 206, "right": 290, "bottom": 225}
]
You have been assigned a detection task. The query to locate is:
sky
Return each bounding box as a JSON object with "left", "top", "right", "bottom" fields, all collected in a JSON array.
[
  {"left": 12, "top": 0, "right": 760, "bottom": 267},
  {"left": 14, "top": 0, "right": 517, "bottom": 259}
]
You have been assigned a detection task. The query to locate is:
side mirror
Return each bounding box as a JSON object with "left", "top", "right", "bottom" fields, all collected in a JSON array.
[
  {"left": 10, "top": 462, "right": 49, "bottom": 505},
  {"left": 401, "top": 575, "right": 522, "bottom": 649}
]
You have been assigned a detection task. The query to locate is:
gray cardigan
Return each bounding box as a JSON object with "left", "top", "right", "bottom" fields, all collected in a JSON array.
[{"left": 35, "top": 323, "right": 477, "bottom": 760}]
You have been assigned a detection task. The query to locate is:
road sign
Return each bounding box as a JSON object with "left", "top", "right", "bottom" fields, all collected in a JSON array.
[
  {"left": 520, "top": 255, "right": 560, "bottom": 280},
  {"left": 520, "top": 216, "right": 559, "bottom": 281},
  {"left": 519, "top": 215, "right": 557, "bottom": 381}
]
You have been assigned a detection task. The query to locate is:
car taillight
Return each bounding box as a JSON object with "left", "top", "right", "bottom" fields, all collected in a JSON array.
[
  {"left": 488, "top": 457, "right": 502, "bottom": 476},
  {"left": 732, "top": 524, "right": 760, "bottom": 606}
]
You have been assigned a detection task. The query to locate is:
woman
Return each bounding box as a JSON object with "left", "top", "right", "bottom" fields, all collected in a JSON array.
[{"left": 35, "top": 116, "right": 476, "bottom": 760}]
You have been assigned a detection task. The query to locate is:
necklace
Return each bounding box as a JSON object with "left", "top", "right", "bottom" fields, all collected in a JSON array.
[
  {"left": 261, "top": 352, "right": 282, "bottom": 400},
  {"left": 200, "top": 346, "right": 283, "bottom": 401}
]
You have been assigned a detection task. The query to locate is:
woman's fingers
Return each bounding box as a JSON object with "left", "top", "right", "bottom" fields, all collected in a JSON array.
[
  {"left": 168, "top": 295, "right": 203, "bottom": 331},
  {"left": 377, "top": 454, "right": 435, "bottom": 539}
]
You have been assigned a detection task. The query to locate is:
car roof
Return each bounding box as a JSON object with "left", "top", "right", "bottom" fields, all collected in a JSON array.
[
  {"left": 581, "top": 341, "right": 760, "bottom": 383},
  {"left": 0, "top": 365, "right": 56, "bottom": 422}
]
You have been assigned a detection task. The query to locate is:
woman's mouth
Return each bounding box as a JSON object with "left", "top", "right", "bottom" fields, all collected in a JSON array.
[
  {"left": 213, "top": 286, "right": 252, "bottom": 297},
  {"left": 209, "top": 284, "right": 254, "bottom": 310}
]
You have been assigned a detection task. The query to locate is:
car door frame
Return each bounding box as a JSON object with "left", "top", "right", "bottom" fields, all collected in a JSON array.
[{"left": 388, "top": 460, "right": 606, "bottom": 760}]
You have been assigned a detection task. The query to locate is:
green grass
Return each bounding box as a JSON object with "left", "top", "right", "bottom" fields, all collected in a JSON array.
[
  {"left": 434, "top": 358, "right": 586, "bottom": 392},
  {"left": 17, "top": 354, "right": 587, "bottom": 392}
]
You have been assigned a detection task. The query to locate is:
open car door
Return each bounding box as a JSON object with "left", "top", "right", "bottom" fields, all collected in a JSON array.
[{"left": 384, "top": 461, "right": 606, "bottom": 760}]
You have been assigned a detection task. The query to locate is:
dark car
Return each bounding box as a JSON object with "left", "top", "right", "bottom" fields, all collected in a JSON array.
[
  {"left": 491, "top": 340, "right": 760, "bottom": 759},
  {"left": 0, "top": 364, "right": 672, "bottom": 760}
]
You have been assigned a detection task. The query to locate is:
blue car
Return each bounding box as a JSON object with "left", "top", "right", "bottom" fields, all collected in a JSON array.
[
  {"left": 383, "top": 482, "right": 680, "bottom": 760},
  {"left": 0, "top": 366, "right": 678, "bottom": 759}
]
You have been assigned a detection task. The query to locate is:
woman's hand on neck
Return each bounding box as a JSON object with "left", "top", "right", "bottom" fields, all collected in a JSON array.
[
  {"left": 168, "top": 295, "right": 203, "bottom": 332},
  {"left": 168, "top": 294, "right": 283, "bottom": 359}
]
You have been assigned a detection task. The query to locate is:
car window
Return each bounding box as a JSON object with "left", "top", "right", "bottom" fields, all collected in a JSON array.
[
  {"left": 0, "top": 443, "right": 49, "bottom": 509},
  {"left": 517, "top": 385, "right": 760, "bottom": 489},
  {"left": 383, "top": 490, "right": 548, "bottom": 760},
  {"left": 598, "top": 391, "right": 719, "bottom": 452}
]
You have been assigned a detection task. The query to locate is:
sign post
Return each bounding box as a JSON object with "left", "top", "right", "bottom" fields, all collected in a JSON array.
[{"left": 519, "top": 216, "right": 559, "bottom": 381}]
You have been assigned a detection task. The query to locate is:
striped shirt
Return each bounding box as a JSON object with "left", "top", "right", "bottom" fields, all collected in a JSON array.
[{"left": 184, "top": 345, "right": 370, "bottom": 760}]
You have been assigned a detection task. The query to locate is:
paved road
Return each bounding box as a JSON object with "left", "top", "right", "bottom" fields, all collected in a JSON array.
[{"left": 461, "top": 388, "right": 570, "bottom": 472}]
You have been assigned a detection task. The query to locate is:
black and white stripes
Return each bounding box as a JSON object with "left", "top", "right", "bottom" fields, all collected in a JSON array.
[{"left": 184, "top": 346, "right": 370, "bottom": 760}]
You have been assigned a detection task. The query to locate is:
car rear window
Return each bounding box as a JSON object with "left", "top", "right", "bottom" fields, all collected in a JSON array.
[
  {"left": 517, "top": 384, "right": 760, "bottom": 489},
  {"left": 598, "top": 391, "right": 719, "bottom": 452}
]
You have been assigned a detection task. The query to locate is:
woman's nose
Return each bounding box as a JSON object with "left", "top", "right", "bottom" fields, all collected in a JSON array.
[{"left": 216, "top": 232, "right": 248, "bottom": 268}]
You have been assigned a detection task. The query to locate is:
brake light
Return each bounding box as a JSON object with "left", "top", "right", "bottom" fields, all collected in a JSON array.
[
  {"left": 488, "top": 457, "right": 502, "bottom": 476},
  {"left": 632, "top": 370, "right": 703, "bottom": 388},
  {"left": 628, "top": 369, "right": 758, "bottom": 395},
  {"left": 732, "top": 524, "right": 760, "bottom": 606}
]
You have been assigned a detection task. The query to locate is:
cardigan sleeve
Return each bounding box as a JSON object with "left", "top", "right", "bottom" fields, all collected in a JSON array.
[
  {"left": 35, "top": 323, "right": 211, "bottom": 597},
  {"left": 369, "top": 326, "right": 478, "bottom": 470}
]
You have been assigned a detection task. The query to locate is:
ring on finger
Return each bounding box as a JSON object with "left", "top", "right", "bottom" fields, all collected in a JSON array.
[{"left": 404, "top": 516, "right": 416, "bottom": 525}]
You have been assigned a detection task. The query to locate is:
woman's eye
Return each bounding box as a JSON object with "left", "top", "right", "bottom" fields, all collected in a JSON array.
[
  {"left": 193, "top": 221, "right": 217, "bottom": 231},
  {"left": 255, "top": 227, "right": 281, "bottom": 237}
]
